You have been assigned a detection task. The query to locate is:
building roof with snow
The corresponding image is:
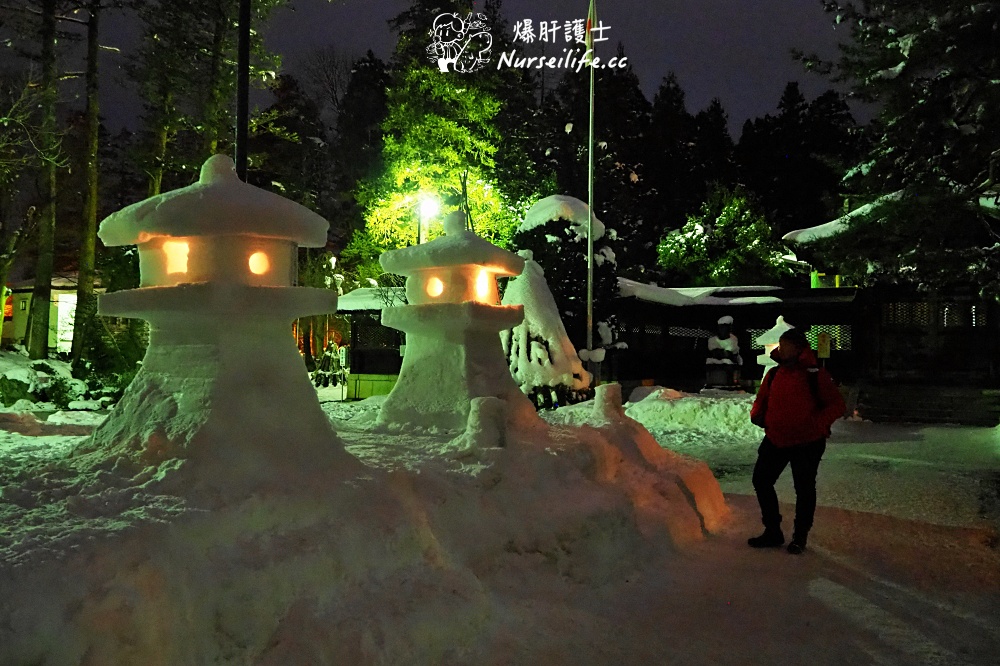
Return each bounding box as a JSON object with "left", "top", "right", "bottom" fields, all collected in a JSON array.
[
  {"left": 380, "top": 212, "right": 524, "bottom": 276},
  {"left": 336, "top": 287, "right": 406, "bottom": 312},
  {"left": 99, "top": 154, "right": 329, "bottom": 248},
  {"left": 617, "top": 279, "right": 784, "bottom": 307}
]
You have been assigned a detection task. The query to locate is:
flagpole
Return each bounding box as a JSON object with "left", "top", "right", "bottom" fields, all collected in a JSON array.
[
  {"left": 586, "top": 0, "right": 596, "bottom": 371},
  {"left": 235, "top": 0, "right": 251, "bottom": 182}
]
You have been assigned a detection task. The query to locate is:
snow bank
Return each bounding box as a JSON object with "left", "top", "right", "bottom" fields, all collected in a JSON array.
[
  {"left": 0, "top": 384, "right": 729, "bottom": 664},
  {"left": 624, "top": 387, "right": 761, "bottom": 442},
  {"left": 0, "top": 352, "right": 87, "bottom": 408}
]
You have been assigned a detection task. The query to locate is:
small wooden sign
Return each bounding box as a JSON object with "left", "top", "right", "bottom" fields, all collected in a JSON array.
[{"left": 817, "top": 332, "right": 832, "bottom": 359}]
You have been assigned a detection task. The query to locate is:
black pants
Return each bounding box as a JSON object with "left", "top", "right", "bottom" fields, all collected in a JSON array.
[{"left": 752, "top": 436, "right": 826, "bottom": 539}]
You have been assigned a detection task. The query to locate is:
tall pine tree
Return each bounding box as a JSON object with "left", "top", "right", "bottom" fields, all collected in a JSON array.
[{"left": 798, "top": 1, "right": 1000, "bottom": 294}]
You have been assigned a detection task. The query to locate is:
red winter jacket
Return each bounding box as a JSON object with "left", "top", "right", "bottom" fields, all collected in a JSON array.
[{"left": 750, "top": 349, "right": 846, "bottom": 447}]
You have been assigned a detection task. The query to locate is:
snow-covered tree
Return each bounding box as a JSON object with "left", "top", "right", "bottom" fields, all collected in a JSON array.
[
  {"left": 501, "top": 250, "right": 592, "bottom": 408},
  {"left": 796, "top": 1, "right": 1000, "bottom": 294},
  {"left": 657, "top": 184, "right": 794, "bottom": 286},
  {"left": 511, "top": 195, "right": 620, "bottom": 356}
]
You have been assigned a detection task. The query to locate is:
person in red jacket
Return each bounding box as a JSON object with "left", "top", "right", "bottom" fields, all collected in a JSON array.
[{"left": 748, "top": 327, "right": 845, "bottom": 554}]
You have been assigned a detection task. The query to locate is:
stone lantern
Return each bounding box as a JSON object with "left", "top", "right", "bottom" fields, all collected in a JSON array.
[
  {"left": 82, "top": 155, "right": 344, "bottom": 487},
  {"left": 376, "top": 212, "right": 537, "bottom": 432}
]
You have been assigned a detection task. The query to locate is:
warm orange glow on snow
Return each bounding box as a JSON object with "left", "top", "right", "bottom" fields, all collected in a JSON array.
[
  {"left": 475, "top": 269, "right": 490, "bottom": 302},
  {"left": 248, "top": 251, "right": 270, "bottom": 275},
  {"left": 426, "top": 276, "right": 445, "bottom": 298},
  {"left": 163, "top": 241, "right": 189, "bottom": 274}
]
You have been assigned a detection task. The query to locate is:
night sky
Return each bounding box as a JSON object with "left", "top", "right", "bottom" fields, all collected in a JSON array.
[
  {"left": 264, "top": 0, "right": 857, "bottom": 133},
  {"left": 100, "top": 0, "right": 859, "bottom": 136}
]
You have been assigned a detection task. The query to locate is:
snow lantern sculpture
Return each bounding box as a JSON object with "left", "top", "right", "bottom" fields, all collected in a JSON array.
[
  {"left": 85, "top": 154, "right": 343, "bottom": 483},
  {"left": 376, "top": 211, "right": 538, "bottom": 431},
  {"left": 754, "top": 315, "right": 795, "bottom": 372}
]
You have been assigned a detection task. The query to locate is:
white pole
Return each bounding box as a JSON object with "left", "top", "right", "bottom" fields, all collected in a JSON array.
[{"left": 586, "top": 2, "right": 596, "bottom": 363}]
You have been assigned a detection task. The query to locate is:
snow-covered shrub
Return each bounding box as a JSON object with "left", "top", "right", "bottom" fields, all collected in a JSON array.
[
  {"left": 501, "top": 251, "right": 592, "bottom": 410},
  {"left": 511, "top": 196, "right": 620, "bottom": 356}
]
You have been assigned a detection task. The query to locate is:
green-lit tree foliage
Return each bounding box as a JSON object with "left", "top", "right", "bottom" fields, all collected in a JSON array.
[
  {"left": 797, "top": 1, "right": 1000, "bottom": 294},
  {"left": 353, "top": 0, "right": 543, "bottom": 279},
  {"left": 658, "top": 184, "right": 794, "bottom": 286}
]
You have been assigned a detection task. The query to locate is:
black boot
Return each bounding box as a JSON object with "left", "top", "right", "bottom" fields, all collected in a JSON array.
[
  {"left": 747, "top": 528, "right": 785, "bottom": 548},
  {"left": 786, "top": 535, "right": 807, "bottom": 555}
]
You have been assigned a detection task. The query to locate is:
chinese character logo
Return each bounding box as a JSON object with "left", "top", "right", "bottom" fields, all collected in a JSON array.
[{"left": 427, "top": 12, "right": 492, "bottom": 73}]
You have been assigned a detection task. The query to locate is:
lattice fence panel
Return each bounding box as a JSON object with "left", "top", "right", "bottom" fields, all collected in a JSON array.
[
  {"left": 747, "top": 328, "right": 768, "bottom": 350},
  {"left": 971, "top": 304, "right": 988, "bottom": 327},
  {"left": 668, "top": 326, "right": 712, "bottom": 338},
  {"left": 355, "top": 316, "right": 400, "bottom": 349},
  {"left": 806, "top": 325, "right": 852, "bottom": 351},
  {"left": 882, "top": 302, "right": 931, "bottom": 327}
]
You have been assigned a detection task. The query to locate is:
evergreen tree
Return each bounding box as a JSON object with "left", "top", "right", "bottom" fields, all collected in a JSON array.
[
  {"left": 647, "top": 73, "right": 699, "bottom": 237},
  {"left": 330, "top": 51, "right": 389, "bottom": 236},
  {"left": 797, "top": 1, "right": 1000, "bottom": 293},
  {"left": 736, "top": 83, "right": 859, "bottom": 236},
  {"left": 511, "top": 196, "right": 619, "bottom": 354},
  {"left": 3, "top": 0, "right": 74, "bottom": 359},
  {"left": 542, "top": 45, "right": 656, "bottom": 278},
  {"left": 500, "top": 251, "right": 592, "bottom": 409},
  {"left": 657, "top": 184, "right": 794, "bottom": 286},
  {"left": 128, "top": 0, "right": 283, "bottom": 196},
  {"left": 355, "top": 0, "right": 537, "bottom": 280},
  {"left": 689, "top": 98, "right": 735, "bottom": 194}
]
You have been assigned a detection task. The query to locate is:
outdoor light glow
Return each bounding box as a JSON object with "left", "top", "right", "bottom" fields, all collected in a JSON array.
[
  {"left": 419, "top": 197, "right": 440, "bottom": 221},
  {"left": 475, "top": 269, "right": 490, "bottom": 301},
  {"left": 163, "top": 241, "right": 189, "bottom": 274},
  {"left": 426, "top": 276, "right": 445, "bottom": 298},
  {"left": 248, "top": 251, "right": 270, "bottom": 275}
]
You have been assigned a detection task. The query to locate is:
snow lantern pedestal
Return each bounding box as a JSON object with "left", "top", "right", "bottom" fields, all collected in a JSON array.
[
  {"left": 82, "top": 155, "right": 346, "bottom": 491},
  {"left": 754, "top": 315, "right": 795, "bottom": 373},
  {"left": 376, "top": 212, "right": 539, "bottom": 432}
]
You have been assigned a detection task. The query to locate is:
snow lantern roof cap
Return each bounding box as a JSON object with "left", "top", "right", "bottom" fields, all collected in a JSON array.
[
  {"left": 379, "top": 211, "right": 525, "bottom": 276},
  {"left": 98, "top": 154, "right": 329, "bottom": 248},
  {"left": 754, "top": 315, "right": 795, "bottom": 346}
]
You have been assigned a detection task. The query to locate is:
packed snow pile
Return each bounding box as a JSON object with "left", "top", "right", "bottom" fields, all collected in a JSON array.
[
  {"left": 625, "top": 387, "right": 761, "bottom": 441},
  {"left": 0, "top": 350, "right": 89, "bottom": 410},
  {"left": 501, "top": 250, "right": 591, "bottom": 394},
  {"left": 0, "top": 381, "right": 729, "bottom": 664}
]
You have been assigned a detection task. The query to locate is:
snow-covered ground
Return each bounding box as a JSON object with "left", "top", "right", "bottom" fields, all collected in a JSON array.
[{"left": 1, "top": 388, "right": 998, "bottom": 664}]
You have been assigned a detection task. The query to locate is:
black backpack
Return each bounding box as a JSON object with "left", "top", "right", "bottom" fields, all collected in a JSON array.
[{"left": 760, "top": 366, "right": 824, "bottom": 409}]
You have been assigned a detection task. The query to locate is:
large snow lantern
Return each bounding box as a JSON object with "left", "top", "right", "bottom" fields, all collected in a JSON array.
[
  {"left": 87, "top": 154, "right": 344, "bottom": 483},
  {"left": 376, "top": 212, "right": 538, "bottom": 431}
]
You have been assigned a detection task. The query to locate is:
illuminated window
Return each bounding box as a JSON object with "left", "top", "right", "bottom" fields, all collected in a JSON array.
[
  {"left": 475, "top": 269, "right": 490, "bottom": 302},
  {"left": 248, "top": 251, "right": 270, "bottom": 275},
  {"left": 162, "top": 241, "right": 189, "bottom": 274},
  {"left": 426, "top": 276, "right": 444, "bottom": 298}
]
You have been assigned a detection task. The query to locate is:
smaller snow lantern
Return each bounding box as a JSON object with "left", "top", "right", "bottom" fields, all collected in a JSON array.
[
  {"left": 754, "top": 315, "right": 795, "bottom": 372},
  {"left": 87, "top": 154, "right": 344, "bottom": 483},
  {"left": 377, "top": 211, "right": 538, "bottom": 431}
]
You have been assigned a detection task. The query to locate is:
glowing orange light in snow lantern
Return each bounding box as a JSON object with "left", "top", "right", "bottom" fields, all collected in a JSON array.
[
  {"left": 163, "top": 241, "right": 189, "bottom": 274},
  {"left": 248, "top": 251, "right": 270, "bottom": 275},
  {"left": 475, "top": 269, "right": 490, "bottom": 302},
  {"left": 426, "top": 276, "right": 445, "bottom": 298}
]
